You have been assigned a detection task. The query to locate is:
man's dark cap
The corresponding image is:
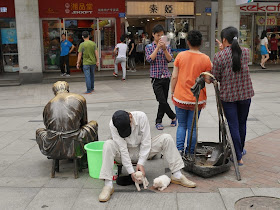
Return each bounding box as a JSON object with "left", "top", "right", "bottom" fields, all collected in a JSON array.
[{"left": 112, "top": 110, "right": 131, "bottom": 138}]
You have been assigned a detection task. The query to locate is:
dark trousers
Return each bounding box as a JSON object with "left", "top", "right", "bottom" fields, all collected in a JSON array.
[
  {"left": 222, "top": 99, "right": 251, "bottom": 161},
  {"left": 60, "top": 55, "right": 70, "bottom": 74},
  {"left": 270, "top": 50, "right": 277, "bottom": 61},
  {"left": 152, "top": 78, "right": 176, "bottom": 124}
]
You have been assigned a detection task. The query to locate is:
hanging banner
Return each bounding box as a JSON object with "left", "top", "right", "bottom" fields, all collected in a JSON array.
[
  {"left": 236, "top": 0, "right": 253, "bottom": 6},
  {"left": 256, "top": 16, "right": 277, "bottom": 26}
]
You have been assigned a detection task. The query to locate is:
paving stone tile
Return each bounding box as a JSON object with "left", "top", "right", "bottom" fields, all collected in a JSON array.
[
  {"left": 251, "top": 188, "right": 280, "bottom": 198},
  {"left": 26, "top": 188, "right": 80, "bottom": 210},
  {"left": 0, "top": 187, "right": 40, "bottom": 210},
  {"left": 219, "top": 188, "right": 254, "bottom": 210},
  {"left": 106, "top": 192, "right": 176, "bottom": 210},
  {"left": 71, "top": 189, "right": 107, "bottom": 210},
  {"left": 177, "top": 193, "right": 226, "bottom": 210}
]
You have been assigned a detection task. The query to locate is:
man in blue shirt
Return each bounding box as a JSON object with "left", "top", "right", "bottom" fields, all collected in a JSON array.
[{"left": 60, "top": 34, "right": 75, "bottom": 76}]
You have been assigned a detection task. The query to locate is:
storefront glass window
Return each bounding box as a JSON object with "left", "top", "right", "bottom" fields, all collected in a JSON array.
[
  {"left": 42, "top": 20, "right": 61, "bottom": 70},
  {"left": 166, "top": 18, "right": 194, "bottom": 59},
  {"left": 240, "top": 14, "right": 253, "bottom": 64},
  {"left": 99, "top": 18, "right": 116, "bottom": 69},
  {"left": 0, "top": 18, "right": 18, "bottom": 73}
]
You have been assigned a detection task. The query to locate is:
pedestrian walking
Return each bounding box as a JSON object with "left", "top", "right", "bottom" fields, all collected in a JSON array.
[
  {"left": 127, "top": 34, "right": 136, "bottom": 72},
  {"left": 113, "top": 35, "right": 127, "bottom": 81},
  {"left": 60, "top": 33, "right": 75, "bottom": 76},
  {"left": 145, "top": 24, "right": 176, "bottom": 130},
  {"left": 170, "top": 30, "right": 212, "bottom": 155},
  {"left": 76, "top": 31, "right": 99, "bottom": 94},
  {"left": 260, "top": 30, "right": 270, "bottom": 69},
  {"left": 212, "top": 26, "right": 254, "bottom": 166},
  {"left": 269, "top": 34, "right": 278, "bottom": 64}
]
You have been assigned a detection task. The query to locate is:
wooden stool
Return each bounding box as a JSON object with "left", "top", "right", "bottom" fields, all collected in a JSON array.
[{"left": 51, "top": 158, "right": 82, "bottom": 179}]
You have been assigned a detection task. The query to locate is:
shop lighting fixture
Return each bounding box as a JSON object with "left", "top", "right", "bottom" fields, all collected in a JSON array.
[
  {"left": 147, "top": 19, "right": 150, "bottom": 21},
  {"left": 152, "top": 18, "right": 155, "bottom": 20},
  {"left": 132, "top": 25, "right": 135, "bottom": 27}
]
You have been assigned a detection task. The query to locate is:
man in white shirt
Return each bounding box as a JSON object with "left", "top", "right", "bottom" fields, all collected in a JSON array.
[
  {"left": 98, "top": 110, "right": 196, "bottom": 202},
  {"left": 113, "top": 35, "right": 127, "bottom": 81}
]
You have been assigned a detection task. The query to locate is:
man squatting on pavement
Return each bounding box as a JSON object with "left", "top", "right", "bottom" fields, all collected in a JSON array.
[{"left": 98, "top": 110, "right": 196, "bottom": 202}]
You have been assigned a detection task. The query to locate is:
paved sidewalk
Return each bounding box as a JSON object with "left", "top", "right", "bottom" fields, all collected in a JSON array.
[{"left": 0, "top": 72, "right": 280, "bottom": 209}]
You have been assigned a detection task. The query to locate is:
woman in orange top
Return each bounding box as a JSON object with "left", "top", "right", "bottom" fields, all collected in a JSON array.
[{"left": 170, "top": 30, "right": 212, "bottom": 155}]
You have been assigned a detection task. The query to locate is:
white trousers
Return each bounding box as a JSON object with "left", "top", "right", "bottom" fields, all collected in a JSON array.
[
  {"left": 99, "top": 133, "right": 184, "bottom": 180},
  {"left": 114, "top": 57, "right": 126, "bottom": 79}
]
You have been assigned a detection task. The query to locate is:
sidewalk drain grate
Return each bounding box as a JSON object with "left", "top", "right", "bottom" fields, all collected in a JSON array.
[
  {"left": 235, "top": 196, "right": 280, "bottom": 209},
  {"left": 28, "top": 120, "right": 43, "bottom": 122},
  {"left": 247, "top": 118, "right": 259, "bottom": 121}
]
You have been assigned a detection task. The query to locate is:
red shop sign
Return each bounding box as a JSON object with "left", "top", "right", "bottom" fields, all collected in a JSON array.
[
  {"left": 39, "top": 0, "right": 125, "bottom": 18},
  {"left": 0, "top": 0, "right": 15, "bottom": 18},
  {"left": 240, "top": 3, "right": 280, "bottom": 12}
]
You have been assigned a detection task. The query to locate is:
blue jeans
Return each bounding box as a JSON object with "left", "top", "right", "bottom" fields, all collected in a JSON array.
[
  {"left": 175, "top": 106, "right": 201, "bottom": 154},
  {"left": 83, "top": 65, "right": 95, "bottom": 93},
  {"left": 222, "top": 99, "right": 251, "bottom": 161}
]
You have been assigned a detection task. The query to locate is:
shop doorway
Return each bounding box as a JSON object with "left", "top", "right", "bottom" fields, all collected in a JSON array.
[
  {"left": 42, "top": 18, "right": 117, "bottom": 72},
  {"left": 63, "top": 19, "right": 98, "bottom": 71},
  {"left": 126, "top": 17, "right": 194, "bottom": 69}
]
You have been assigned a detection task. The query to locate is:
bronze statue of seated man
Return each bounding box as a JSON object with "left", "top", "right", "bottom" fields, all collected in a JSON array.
[{"left": 36, "top": 81, "right": 98, "bottom": 168}]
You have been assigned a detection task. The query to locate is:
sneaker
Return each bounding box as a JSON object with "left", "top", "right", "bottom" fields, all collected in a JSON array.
[
  {"left": 122, "top": 78, "right": 126, "bottom": 81},
  {"left": 65, "top": 74, "right": 70, "bottom": 77},
  {"left": 60, "top": 73, "right": 66, "bottom": 76},
  {"left": 131, "top": 69, "right": 137, "bottom": 72},
  {"left": 113, "top": 72, "right": 118, "bottom": 77},
  {"left": 99, "top": 186, "right": 114, "bottom": 202},
  {"left": 127, "top": 69, "right": 132, "bottom": 72},
  {"left": 84, "top": 91, "right": 92, "bottom": 94},
  {"left": 171, "top": 174, "right": 196, "bottom": 188}
]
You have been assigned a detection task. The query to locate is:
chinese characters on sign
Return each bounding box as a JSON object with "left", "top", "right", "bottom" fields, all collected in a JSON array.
[
  {"left": 126, "top": 2, "right": 194, "bottom": 16},
  {"left": 97, "top": 8, "right": 119, "bottom": 14},
  {"left": 0, "top": 7, "right": 7, "bottom": 13},
  {"left": 165, "top": 5, "right": 173, "bottom": 14},
  {"left": 150, "top": 4, "right": 158, "bottom": 13},
  {"left": 65, "top": 2, "right": 94, "bottom": 15}
]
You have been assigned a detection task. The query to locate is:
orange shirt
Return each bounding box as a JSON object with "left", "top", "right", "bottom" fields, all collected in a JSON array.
[{"left": 172, "top": 51, "right": 212, "bottom": 110}]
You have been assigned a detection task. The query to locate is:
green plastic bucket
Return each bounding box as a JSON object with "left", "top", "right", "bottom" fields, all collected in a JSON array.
[{"left": 84, "top": 141, "right": 105, "bottom": 179}]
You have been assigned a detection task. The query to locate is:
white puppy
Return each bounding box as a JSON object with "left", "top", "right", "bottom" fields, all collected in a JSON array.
[
  {"left": 134, "top": 171, "right": 149, "bottom": 191},
  {"left": 153, "top": 175, "right": 171, "bottom": 191}
]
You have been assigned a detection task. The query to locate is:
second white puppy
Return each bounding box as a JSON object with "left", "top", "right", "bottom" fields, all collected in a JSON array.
[{"left": 153, "top": 175, "right": 171, "bottom": 191}]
